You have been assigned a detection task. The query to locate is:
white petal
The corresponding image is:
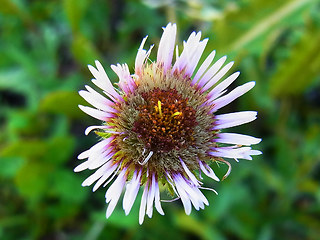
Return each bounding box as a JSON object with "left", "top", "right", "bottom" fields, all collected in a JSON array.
[
  {"left": 146, "top": 175, "right": 156, "bottom": 218},
  {"left": 84, "top": 85, "right": 115, "bottom": 107},
  {"left": 212, "top": 111, "right": 257, "bottom": 130},
  {"left": 81, "top": 161, "right": 112, "bottom": 187},
  {"left": 216, "top": 133, "right": 261, "bottom": 146},
  {"left": 176, "top": 175, "right": 208, "bottom": 208},
  {"left": 88, "top": 61, "right": 122, "bottom": 100},
  {"left": 173, "top": 175, "right": 192, "bottom": 215},
  {"left": 123, "top": 170, "right": 142, "bottom": 215},
  {"left": 79, "top": 89, "right": 117, "bottom": 113},
  {"left": 207, "top": 71, "right": 240, "bottom": 101},
  {"left": 157, "top": 23, "right": 177, "bottom": 71},
  {"left": 78, "top": 105, "right": 114, "bottom": 121},
  {"left": 180, "top": 159, "right": 200, "bottom": 186},
  {"left": 192, "top": 50, "right": 216, "bottom": 85},
  {"left": 85, "top": 125, "right": 113, "bottom": 135},
  {"left": 88, "top": 151, "right": 114, "bottom": 170},
  {"left": 201, "top": 61, "right": 234, "bottom": 92},
  {"left": 135, "top": 36, "right": 154, "bottom": 74},
  {"left": 77, "top": 138, "right": 112, "bottom": 160},
  {"left": 139, "top": 184, "right": 149, "bottom": 225},
  {"left": 211, "top": 81, "right": 256, "bottom": 113},
  {"left": 209, "top": 146, "right": 261, "bottom": 160},
  {"left": 154, "top": 177, "right": 164, "bottom": 215},
  {"left": 199, "top": 161, "right": 220, "bottom": 182},
  {"left": 197, "top": 56, "right": 227, "bottom": 88},
  {"left": 92, "top": 163, "right": 118, "bottom": 191},
  {"left": 105, "top": 168, "right": 127, "bottom": 218}
]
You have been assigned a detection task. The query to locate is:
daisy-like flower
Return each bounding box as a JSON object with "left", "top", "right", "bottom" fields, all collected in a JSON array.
[{"left": 75, "top": 23, "right": 262, "bottom": 224}]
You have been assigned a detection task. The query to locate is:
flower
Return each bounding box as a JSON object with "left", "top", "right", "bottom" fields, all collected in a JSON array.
[{"left": 75, "top": 23, "right": 262, "bottom": 224}]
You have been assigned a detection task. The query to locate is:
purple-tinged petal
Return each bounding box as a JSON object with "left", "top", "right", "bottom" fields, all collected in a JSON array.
[
  {"left": 209, "top": 146, "right": 262, "bottom": 160},
  {"left": 88, "top": 62, "right": 121, "bottom": 101},
  {"left": 212, "top": 111, "right": 257, "bottom": 130},
  {"left": 197, "top": 56, "right": 227, "bottom": 88},
  {"left": 180, "top": 158, "right": 201, "bottom": 186},
  {"left": 173, "top": 175, "right": 192, "bottom": 215},
  {"left": 135, "top": 36, "right": 154, "bottom": 75},
  {"left": 215, "top": 133, "right": 261, "bottom": 146},
  {"left": 207, "top": 71, "right": 240, "bottom": 101},
  {"left": 199, "top": 161, "right": 220, "bottom": 182},
  {"left": 192, "top": 50, "right": 216, "bottom": 85},
  {"left": 210, "top": 81, "right": 256, "bottom": 113},
  {"left": 111, "top": 63, "right": 136, "bottom": 94},
  {"left": 79, "top": 89, "right": 118, "bottom": 113},
  {"left": 172, "top": 31, "right": 208, "bottom": 77},
  {"left": 201, "top": 61, "right": 234, "bottom": 92},
  {"left": 78, "top": 105, "right": 115, "bottom": 121}
]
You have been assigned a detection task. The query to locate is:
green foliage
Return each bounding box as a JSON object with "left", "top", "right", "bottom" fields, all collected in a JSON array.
[{"left": 0, "top": 0, "right": 319, "bottom": 239}]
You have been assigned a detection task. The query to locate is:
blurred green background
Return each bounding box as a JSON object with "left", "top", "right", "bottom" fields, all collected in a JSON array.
[{"left": 1, "top": 0, "right": 320, "bottom": 239}]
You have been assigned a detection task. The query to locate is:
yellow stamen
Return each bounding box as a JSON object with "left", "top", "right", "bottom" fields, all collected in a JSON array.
[
  {"left": 171, "top": 111, "right": 182, "bottom": 118},
  {"left": 158, "top": 100, "right": 162, "bottom": 117}
]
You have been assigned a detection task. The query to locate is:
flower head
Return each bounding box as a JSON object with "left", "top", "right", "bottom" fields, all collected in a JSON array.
[{"left": 75, "top": 23, "right": 262, "bottom": 224}]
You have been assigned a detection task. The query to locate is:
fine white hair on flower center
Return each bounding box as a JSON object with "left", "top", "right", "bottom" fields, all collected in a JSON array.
[{"left": 76, "top": 22, "right": 262, "bottom": 225}]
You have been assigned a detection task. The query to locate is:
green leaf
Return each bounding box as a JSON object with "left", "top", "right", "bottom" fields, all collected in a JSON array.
[
  {"left": 46, "top": 136, "right": 75, "bottom": 165},
  {"left": 71, "top": 33, "right": 100, "bottom": 65},
  {"left": 174, "top": 212, "right": 224, "bottom": 240},
  {"left": 51, "top": 169, "right": 87, "bottom": 203},
  {"left": 39, "top": 91, "right": 86, "bottom": 118},
  {"left": 0, "top": 140, "right": 47, "bottom": 160},
  {"left": 0, "top": 157, "right": 25, "bottom": 178},
  {"left": 62, "top": 0, "right": 89, "bottom": 33},
  {"left": 14, "top": 160, "right": 52, "bottom": 201}
]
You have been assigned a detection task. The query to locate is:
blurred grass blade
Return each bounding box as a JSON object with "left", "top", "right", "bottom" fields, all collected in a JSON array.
[
  {"left": 270, "top": 23, "right": 320, "bottom": 96},
  {"left": 209, "top": 0, "right": 315, "bottom": 55}
]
